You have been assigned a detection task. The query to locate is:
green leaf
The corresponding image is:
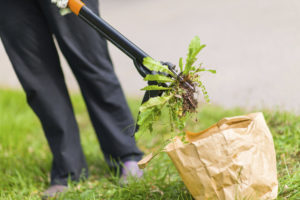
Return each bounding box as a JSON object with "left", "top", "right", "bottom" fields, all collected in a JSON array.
[
  {"left": 144, "top": 74, "right": 175, "bottom": 83},
  {"left": 184, "top": 36, "right": 206, "bottom": 74},
  {"left": 135, "top": 123, "right": 150, "bottom": 135},
  {"left": 143, "top": 57, "right": 173, "bottom": 75},
  {"left": 207, "top": 69, "right": 216, "bottom": 74},
  {"left": 141, "top": 85, "right": 171, "bottom": 91},
  {"left": 197, "top": 68, "right": 216, "bottom": 74},
  {"left": 179, "top": 57, "right": 183, "bottom": 72},
  {"left": 137, "top": 107, "right": 155, "bottom": 126},
  {"left": 136, "top": 107, "right": 162, "bottom": 135},
  {"left": 140, "top": 95, "right": 173, "bottom": 112},
  {"left": 200, "top": 84, "right": 210, "bottom": 103}
]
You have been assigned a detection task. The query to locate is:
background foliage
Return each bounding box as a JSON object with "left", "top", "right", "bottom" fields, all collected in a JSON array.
[{"left": 0, "top": 89, "right": 299, "bottom": 199}]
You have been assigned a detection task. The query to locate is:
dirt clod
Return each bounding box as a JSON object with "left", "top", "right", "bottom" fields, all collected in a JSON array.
[{"left": 179, "top": 75, "right": 198, "bottom": 115}]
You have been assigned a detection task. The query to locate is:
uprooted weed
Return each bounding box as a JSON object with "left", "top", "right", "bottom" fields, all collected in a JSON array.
[{"left": 136, "top": 36, "right": 216, "bottom": 136}]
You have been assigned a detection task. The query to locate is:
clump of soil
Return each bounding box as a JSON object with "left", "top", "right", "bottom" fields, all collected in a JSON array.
[{"left": 179, "top": 75, "right": 198, "bottom": 115}]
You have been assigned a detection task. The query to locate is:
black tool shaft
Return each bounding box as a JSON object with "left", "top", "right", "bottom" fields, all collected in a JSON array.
[{"left": 78, "top": 6, "right": 151, "bottom": 77}]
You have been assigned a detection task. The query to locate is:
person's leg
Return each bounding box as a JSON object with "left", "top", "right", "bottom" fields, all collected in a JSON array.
[
  {"left": 0, "top": 0, "right": 88, "bottom": 185},
  {"left": 37, "top": 0, "right": 143, "bottom": 168}
]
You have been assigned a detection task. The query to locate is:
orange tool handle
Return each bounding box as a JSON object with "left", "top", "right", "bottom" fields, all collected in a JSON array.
[{"left": 68, "top": 0, "right": 85, "bottom": 15}]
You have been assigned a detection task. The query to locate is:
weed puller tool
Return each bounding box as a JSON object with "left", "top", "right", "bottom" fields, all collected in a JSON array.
[
  {"left": 57, "top": 0, "right": 194, "bottom": 132},
  {"left": 66, "top": 0, "right": 194, "bottom": 85}
]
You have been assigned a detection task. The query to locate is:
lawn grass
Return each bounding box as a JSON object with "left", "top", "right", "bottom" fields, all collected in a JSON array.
[{"left": 0, "top": 88, "right": 299, "bottom": 200}]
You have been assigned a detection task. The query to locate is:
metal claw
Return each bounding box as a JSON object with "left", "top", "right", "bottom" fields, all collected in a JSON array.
[{"left": 161, "top": 61, "right": 195, "bottom": 91}]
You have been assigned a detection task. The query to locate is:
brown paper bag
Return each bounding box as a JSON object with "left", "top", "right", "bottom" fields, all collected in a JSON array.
[{"left": 139, "top": 112, "right": 278, "bottom": 200}]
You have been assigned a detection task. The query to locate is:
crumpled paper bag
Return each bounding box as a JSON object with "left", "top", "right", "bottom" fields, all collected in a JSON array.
[{"left": 139, "top": 112, "right": 278, "bottom": 200}]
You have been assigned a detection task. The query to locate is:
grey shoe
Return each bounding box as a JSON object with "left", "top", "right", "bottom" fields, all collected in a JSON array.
[
  {"left": 120, "top": 161, "right": 143, "bottom": 184},
  {"left": 42, "top": 185, "right": 68, "bottom": 199}
]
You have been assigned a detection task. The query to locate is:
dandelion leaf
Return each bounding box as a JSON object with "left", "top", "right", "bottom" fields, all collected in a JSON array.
[
  {"left": 144, "top": 74, "right": 174, "bottom": 83},
  {"left": 143, "top": 57, "right": 173, "bottom": 75},
  {"left": 141, "top": 85, "right": 171, "bottom": 91}
]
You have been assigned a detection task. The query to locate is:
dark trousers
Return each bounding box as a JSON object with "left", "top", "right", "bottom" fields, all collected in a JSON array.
[{"left": 0, "top": 0, "right": 143, "bottom": 185}]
